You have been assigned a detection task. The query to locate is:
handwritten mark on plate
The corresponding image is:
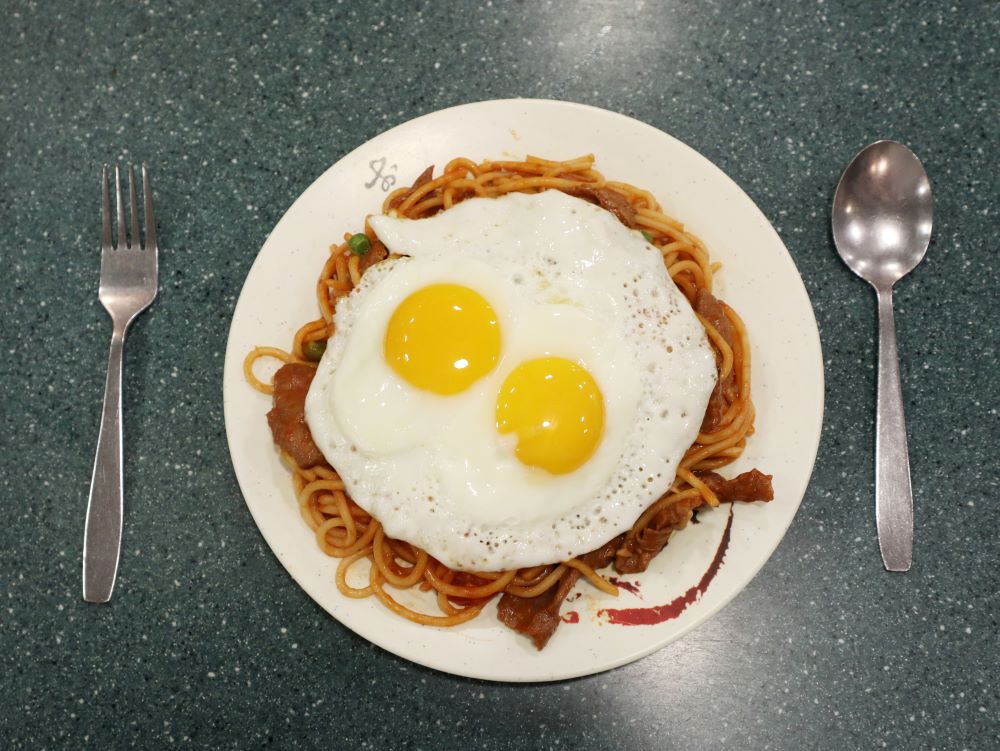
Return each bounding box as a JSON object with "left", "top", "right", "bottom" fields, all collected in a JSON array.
[{"left": 365, "top": 156, "right": 398, "bottom": 192}]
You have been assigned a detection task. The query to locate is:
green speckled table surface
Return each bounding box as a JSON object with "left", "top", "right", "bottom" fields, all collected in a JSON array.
[{"left": 2, "top": 1, "right": 997, "bottom": 748}]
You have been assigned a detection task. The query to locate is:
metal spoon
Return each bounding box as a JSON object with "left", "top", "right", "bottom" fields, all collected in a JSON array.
[{"left": 832, "top": 140, "right": 932, "bottom": 572}]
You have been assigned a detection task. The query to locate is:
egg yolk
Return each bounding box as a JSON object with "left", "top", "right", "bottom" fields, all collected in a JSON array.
[
  {"left": 384, "top": 283, "right": 501, "bottom": 395},
  {"left": 495, "top": 357, "right": 605, "bottom": 475}
]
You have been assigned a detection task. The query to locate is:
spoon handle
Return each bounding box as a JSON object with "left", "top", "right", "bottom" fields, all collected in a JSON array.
[{"left": 874, "top": 287, "right": 914, "bottom": 571}]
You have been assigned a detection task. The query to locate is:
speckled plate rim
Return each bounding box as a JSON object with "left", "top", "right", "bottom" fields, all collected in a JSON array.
[{"left": 223, "top": 98, "right": 824, "bottom": 683}]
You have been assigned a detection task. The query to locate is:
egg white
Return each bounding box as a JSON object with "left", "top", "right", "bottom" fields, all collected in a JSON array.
[{"left": 305, "top": 190, "right": 715, "bottom": 571}]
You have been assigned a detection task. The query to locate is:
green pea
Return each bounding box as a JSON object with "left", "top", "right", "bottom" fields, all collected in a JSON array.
[
  {"left": 348, "top": 233, "right": 371, "bottom": 256},
  {"left": 303, "top": 340, "right": 327, "bottom": 362}
]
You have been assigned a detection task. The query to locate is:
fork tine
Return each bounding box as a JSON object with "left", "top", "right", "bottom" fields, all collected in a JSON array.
[
  {"left": 127, "top": 164, "right": 141, "bottom": 249},
  {"left": 142, "top": 164, "right": 157, "bottom": 251},
  {"left": 101, "top": 166, "right": 112, "bottom": 250},
  {"left": 114, "top": 165, "right": 127, "bottom": 250}
]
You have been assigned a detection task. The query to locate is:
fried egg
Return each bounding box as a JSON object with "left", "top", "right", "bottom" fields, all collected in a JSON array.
[{"left": 304, "top": 190, "right": 715, "bottom": 571}]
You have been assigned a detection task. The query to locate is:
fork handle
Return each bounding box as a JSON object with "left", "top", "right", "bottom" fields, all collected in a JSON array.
[
  {"left": 875, "top": 286, "right": 913, "bottom": 572},
  {"left": 83, "top": 326, "right": 126, "bottom": 602}
]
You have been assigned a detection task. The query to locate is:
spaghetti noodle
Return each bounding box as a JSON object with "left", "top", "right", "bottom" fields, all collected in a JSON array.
[{"left": 244, "top": 154, "right": 763, "bottom": 636}]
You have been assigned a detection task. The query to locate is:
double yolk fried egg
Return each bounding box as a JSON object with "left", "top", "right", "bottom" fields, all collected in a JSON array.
[{"left": 305, "top": 190, "right": 716, "bottom": 571}]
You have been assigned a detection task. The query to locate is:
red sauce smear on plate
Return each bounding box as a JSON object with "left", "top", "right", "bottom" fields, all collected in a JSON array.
[
  {"left": 608, "top": 577, "right": 642, "bottom": 596},
  {"left": 561, "top": 611, "right": 580, "bottom": 624},
  {"left": 599, "top": 506, "right": 734, "bottom": 626}
]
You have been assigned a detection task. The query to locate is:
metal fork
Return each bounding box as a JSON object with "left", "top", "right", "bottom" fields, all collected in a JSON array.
[{"left": 82, "top": 164, "right": 158, "bottom": 603}]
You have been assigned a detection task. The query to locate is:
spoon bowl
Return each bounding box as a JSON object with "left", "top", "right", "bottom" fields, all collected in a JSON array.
[
  {"left": 831, "top": 140, "right": 932, "bottom": 572},
  {"left": 833, "top": 140, "right": 933, "bottom": 289}
]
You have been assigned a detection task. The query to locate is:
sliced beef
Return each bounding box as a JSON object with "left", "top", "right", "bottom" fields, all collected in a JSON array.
[
  {"left": 496, "top": 535, "right": 622, "bottom": 650},
  {"left": 266, "top": 363, "right": 325, "bottom": 469},
  {"left": 693, "top": 288, "right": 735, "bottom": 346},
  {"left": 614, "top": 469, "right": 773, "bottom": 574},
  {"left": 696, "top": 469, "right": 774, "bottom": 503},
  {"left": 693, "top": 288, "right": 739, "bottom": 432},
  {"left": 495, "top": 466, "right": 774, "bottom": 645},
  {"left": 357, "top": 236, "right": 389, "bottom": 275},
  {"left": 560, "top": 185, "right": 637, "bottom": 227},
  {"left": 388, "top": 165, "right": 435, "bottom": 209},
  {"left": 614, "top": 493, "right": 707, "bottom": 574}
]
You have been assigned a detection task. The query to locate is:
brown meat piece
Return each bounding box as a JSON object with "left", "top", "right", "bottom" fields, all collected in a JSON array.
[
  {"left": 357, "top": 236, "right": 389, "bottom": 275},
  {"left": 614, "top": 493, "right": 706, "bottom": 574},
  {"left": 496, "top": 467, "right": 773, "bottom": 643},
  {"left": 561, "top": 185, "right": 637, "bottom": 227},
  {"left": 694, "top": 288, "right": 735, "bottom": 346},
  {"left": 496, "top": 535, "right": 622, "bottom": 650},
  {"left": 614, "top": 469, "right": 774, "bottom": 574},
  {"left": 266, "top": 363, "right": 325, "bottom": 469},
  {"left": 694, "top": 288, "right": 739, "bottom": 432},
  {"left": 697, "top": 469, "right": 774, "bottom": 503},
  {"left": 495, "top": 569, "right": 579, "bottom": 651},
  {"left": 388, "top": 165, "right": 435, "bottom": 209}
]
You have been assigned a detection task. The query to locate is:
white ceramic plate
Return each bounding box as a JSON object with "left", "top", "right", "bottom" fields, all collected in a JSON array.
[{"left": 223, "top": 99, "right": 824, "bottom": 682}]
